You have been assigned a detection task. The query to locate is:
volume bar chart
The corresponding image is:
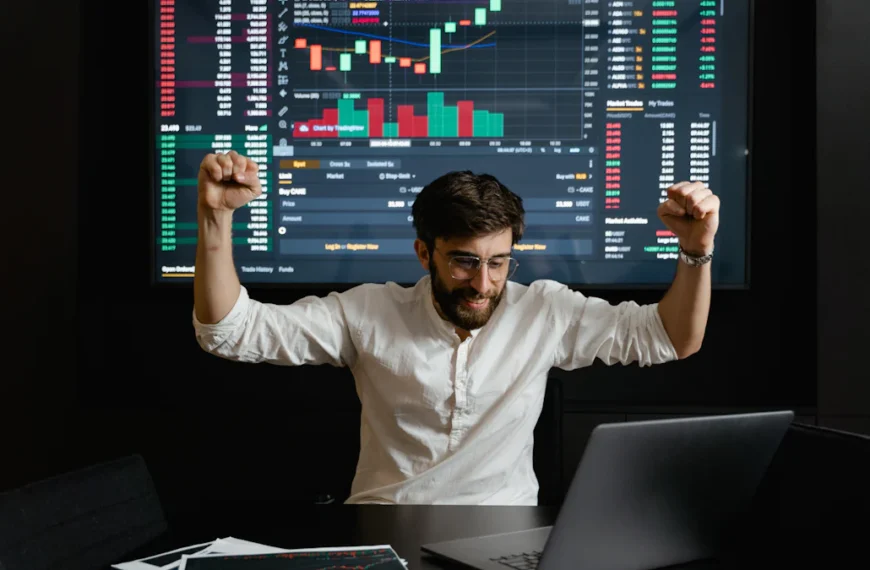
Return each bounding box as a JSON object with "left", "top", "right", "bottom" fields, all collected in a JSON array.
[{"left": 293, "top": 93, "right": 504, "bottom": 139}]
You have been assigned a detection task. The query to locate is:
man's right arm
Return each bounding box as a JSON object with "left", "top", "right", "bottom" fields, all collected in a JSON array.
[
  {"left": 192, "top": 151, "right": 357, "bottom": 368},
  {"left": 194, "top": 207, "right": 240, "bottom": 324},
  {"left": 193, "top": 150, "right": 256, "bottom": 324}
]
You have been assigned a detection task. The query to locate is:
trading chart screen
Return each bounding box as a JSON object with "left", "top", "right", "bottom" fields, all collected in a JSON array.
[{"left": 152, "top": 0, "right": 750, "bottom": 286}]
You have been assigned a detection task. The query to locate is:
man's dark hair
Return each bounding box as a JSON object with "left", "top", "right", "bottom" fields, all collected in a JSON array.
[{"left": 411, "top": 171, "right": 525, "bottom": 253}]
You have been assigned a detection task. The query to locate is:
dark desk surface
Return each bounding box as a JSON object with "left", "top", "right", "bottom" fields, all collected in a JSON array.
[{"left": 115, "top": 504, "right": 739, "bottom": 570}]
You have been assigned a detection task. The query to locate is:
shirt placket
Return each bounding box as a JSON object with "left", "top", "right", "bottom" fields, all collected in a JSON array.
[{"left": 448, "top": 337, "right": 471, "bottom": 450}]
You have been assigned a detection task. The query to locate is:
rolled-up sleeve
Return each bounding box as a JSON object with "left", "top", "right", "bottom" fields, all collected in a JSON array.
[
  {"left": 552, "top": 289, "right": 678, "bottom": 369},
  {"left": 193, "top": 286, "right": 357, "bottom": 367}
]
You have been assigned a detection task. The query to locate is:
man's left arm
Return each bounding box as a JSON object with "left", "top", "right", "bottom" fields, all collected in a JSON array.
[{"left": 655, "top": 181, "right": 720, "bottom": 359}]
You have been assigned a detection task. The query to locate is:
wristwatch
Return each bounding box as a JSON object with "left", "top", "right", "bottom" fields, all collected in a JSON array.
[{"left": 679, "top": 245, "right": 714, "bottom": 267}]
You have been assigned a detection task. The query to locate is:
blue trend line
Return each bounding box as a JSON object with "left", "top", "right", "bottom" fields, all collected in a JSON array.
[{"left": 295, "top": 23, "right": 496, "bottom": 49}]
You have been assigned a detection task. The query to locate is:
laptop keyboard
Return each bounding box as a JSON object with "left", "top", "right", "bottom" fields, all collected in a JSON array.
[{"left": 490, "top": 550, "right": 542, "bottom": 569}]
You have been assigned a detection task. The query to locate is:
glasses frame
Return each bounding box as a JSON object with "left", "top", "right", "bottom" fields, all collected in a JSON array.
[{"left": 436, "top": 249, "right": 520, "bottom": 282}]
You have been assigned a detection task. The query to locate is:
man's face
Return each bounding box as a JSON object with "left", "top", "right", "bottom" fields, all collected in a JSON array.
[{"left": 414, "top": 230, "right": 513, "bottom": 332}]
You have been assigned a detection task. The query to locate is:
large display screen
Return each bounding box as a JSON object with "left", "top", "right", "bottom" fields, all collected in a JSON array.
[{"left": 152, "top": 0, "right": 750, "bottom": 286}]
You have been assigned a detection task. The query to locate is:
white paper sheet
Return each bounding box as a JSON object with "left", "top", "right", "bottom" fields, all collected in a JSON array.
[
  {"left": 111, "top": 541, "right": 214, "bottom": 570},
  {"left": 115, "top": 537, "right": 407, "bottom": 570}
]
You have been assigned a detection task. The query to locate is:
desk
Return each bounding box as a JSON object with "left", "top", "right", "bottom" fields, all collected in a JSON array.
[{"left": 116, "top": 505, "right": 731, "bottom": 569}]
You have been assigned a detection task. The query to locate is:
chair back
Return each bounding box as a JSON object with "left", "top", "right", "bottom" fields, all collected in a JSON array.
[
  {"left": 0, "top": 454, "right": 167, "bottom": 570},
  {"left": 740, "top": 422, "right": 870, "bottom": 561}
]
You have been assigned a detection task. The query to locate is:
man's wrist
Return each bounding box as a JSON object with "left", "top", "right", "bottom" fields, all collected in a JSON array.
[
  {"left": 197, "top": 206, "right": 234, "bottom": 249},
  {"left": 198, "top": 205, "right": 233, "bottom": 225},
  {"left": 678, "top": 242, "right": 713, "bottom": 257}
]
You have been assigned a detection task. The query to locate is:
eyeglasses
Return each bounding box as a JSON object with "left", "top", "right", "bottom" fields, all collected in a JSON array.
[{"left": 438, "top": 250, "right": 520, "bottom": 282}]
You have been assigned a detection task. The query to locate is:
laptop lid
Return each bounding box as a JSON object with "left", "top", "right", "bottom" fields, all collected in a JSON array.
[{"left": 538, "top": 410, "right": 794, "bottom": 570}]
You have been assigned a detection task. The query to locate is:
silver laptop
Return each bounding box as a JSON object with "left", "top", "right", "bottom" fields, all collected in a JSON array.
[{"left": 421, "top": 410, "right": 794, "bottom": 570}]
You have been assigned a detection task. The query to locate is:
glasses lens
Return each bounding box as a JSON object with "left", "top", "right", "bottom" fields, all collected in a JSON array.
[
  {"left": 488, "top": 258, "right": 518, "bottom": 281},
  {"left": 504, "top": 258, "right": 519, "bottom": 280},
  {"left": 450, "top": 257, "right": 480, "bottom": 280}
]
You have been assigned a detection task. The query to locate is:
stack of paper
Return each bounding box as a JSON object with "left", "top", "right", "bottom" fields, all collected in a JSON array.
[{"left": 112, "top": 537, "right": 408, "bottom": 570}]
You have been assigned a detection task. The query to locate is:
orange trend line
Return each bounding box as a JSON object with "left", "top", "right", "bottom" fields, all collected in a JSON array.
[
  {"left": 316, "top": 31, "right": 497, "bottom": 63},
  {"left": 416, "top": 30, "right": 496, "bottom": 62}
]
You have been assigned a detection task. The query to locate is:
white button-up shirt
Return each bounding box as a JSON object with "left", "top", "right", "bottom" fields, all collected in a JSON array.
[{"left": 193, "top": 276, "right": 678, "bottom": 505}]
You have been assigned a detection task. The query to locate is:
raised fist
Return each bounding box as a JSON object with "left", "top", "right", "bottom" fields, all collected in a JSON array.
[
  {"left": 657, "top": 181, "right": 721, "bottom": 256},
  {"left": 197, "top": 150, "right": 263, "bottom": 212}
]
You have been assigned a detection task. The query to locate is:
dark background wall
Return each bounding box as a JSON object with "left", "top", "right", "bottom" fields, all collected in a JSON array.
[
  {"left": 815, "top": 1, "right": 870, "bottom": 436},
  {"left": 3, "top": 0, "right": 867, "bottom": 515}
]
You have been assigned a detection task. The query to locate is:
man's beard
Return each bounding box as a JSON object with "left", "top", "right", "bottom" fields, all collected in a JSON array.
[{"left": 430, "top": 261, "right": 504, "bottom": 331}]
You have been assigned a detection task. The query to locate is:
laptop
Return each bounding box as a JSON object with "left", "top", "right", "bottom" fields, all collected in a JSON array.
[{"left": 421, "top": 410, "right": 794, "bottom": 570}]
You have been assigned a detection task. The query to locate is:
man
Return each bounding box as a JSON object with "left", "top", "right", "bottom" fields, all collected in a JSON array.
[{"left": 193, "top": 150, "right": 719, "bottom": 505}]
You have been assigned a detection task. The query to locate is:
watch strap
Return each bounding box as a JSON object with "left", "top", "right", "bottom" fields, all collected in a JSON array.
[{"left": 679, "top": 246, "right": 714, "bottom": 267}]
